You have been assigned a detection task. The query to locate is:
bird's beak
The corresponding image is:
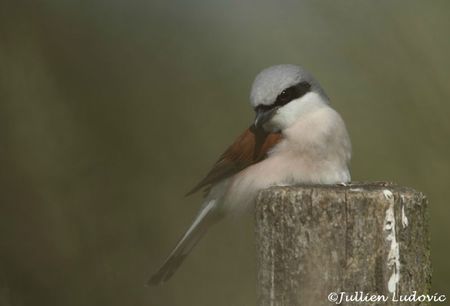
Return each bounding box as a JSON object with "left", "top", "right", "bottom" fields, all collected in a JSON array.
[{"left": 254, "top": 107, "right": 279, "bottom": 130}]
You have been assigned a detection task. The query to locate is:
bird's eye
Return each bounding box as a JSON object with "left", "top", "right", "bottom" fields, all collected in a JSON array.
[
  {"left": 275, "top": 82, "right": 311, "bottom": 106},
  {"left": 278, "top": 88, "right": 294, "bottom": 103}
]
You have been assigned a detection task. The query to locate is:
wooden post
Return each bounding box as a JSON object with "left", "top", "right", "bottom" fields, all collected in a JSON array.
[{"left": 255, "top": 183, "right": 431, "bottom": 306}]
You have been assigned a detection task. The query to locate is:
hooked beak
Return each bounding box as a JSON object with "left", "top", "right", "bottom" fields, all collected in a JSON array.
[{"left": 254, "top": 107, "right": 279, "bottom": 130}]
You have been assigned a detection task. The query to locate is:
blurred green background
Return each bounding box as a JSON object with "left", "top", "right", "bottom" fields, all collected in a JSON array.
[{"left": 1, "top": 1, "right": 449, "bottom": 305}]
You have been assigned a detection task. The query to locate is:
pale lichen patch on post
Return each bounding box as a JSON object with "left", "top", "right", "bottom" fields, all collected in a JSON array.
[
  {"left": 401, "top": 195, "right": 409, "bottom": 228},
  {"left": 383, "top": 189, "right": 400, "bottom": 294}
]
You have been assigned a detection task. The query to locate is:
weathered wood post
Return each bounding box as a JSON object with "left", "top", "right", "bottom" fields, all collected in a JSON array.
[{"left": 256, "top": 183, "right": 431, "bottom": 306}]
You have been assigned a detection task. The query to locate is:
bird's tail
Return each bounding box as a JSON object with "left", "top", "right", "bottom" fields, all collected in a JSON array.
[{"left": 148, "top": 200, "right": 221, "bottom": 285}]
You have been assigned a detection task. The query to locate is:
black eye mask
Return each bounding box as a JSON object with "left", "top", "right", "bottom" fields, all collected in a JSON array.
[{"left": 255, "top": 81, "right": 311, "bottom": 114}]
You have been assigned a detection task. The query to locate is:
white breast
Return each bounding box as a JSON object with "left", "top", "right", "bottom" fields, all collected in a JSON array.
[{"left": 222, "top": 104, "right": 351, "bottom": 215}]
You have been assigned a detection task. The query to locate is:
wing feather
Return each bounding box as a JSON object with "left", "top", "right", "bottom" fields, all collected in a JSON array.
[{"left": 186, "top": 125, "right": 282, "bottom": 196}]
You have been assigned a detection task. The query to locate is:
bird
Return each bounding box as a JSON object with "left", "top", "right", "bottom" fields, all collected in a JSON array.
[{"left": 149, "top": 64, "right": 351, "bottom": 285}]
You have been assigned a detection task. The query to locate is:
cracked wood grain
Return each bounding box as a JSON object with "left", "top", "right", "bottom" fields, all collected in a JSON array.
[{"left": 255, "top": 183, "right": 431, "bottom": 306}]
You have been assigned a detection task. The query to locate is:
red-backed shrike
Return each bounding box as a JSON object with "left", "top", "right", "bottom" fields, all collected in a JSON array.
[{"left": 149, "top": 64, "right": 351, "bottom": 285}]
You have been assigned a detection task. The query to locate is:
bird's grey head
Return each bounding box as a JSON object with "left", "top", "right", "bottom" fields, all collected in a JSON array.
[{"left": 250, "top": 64, "right": 329, "bottom": 132}]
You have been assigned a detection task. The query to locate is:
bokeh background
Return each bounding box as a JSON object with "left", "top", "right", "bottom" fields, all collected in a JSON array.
[{"left": 1, "top": 1, "right": 449, "bottom": 305}]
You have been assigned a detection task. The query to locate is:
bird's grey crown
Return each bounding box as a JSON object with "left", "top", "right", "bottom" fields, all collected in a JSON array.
[{"left": 250, "top": 64, "right": 328, "bottom": 108}]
